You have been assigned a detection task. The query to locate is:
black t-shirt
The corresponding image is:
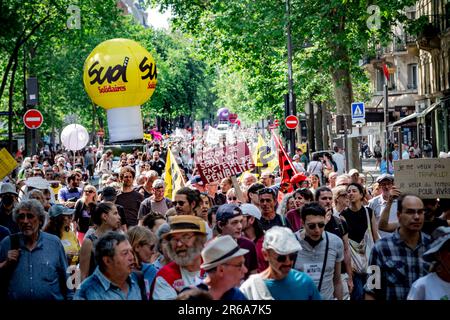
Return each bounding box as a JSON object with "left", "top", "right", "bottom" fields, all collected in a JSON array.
[
  {"left": 149, "top": 160, "right": 166, "bottom": 176},
  {"left": 0, "top": 203, "right": 19, "bottom": 234},
  {"left": 341, "top": 206, "right": 374, "bottom": 243},
  {"left": 116, "top": 191, "right": 144, "bottom": 227},
  {"left": 259, "top": 214, "right": 291, "bottom": 232},
  {"left": 74, "top": 200, "right": 95, "bottom": 233},
  {"left": 422, "top": 218, "right": 449, "bottom": 236},
  {"left": 325, "top": 215, "right": 349, "bottom": 239}
]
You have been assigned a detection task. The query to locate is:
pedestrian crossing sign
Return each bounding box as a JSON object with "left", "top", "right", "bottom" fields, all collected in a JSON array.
[{"left": 351, "top": 102, "right": 365, "bottom": 119}]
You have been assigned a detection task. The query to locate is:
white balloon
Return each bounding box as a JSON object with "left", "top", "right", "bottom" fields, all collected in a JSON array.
[{"left": 61, "top": 124, "right": 89, "bottom": 151}]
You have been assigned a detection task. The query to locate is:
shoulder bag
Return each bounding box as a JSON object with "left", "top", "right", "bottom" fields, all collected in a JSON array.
[{"left": 348, "top": 207, "right": 375, "bottom": 274}]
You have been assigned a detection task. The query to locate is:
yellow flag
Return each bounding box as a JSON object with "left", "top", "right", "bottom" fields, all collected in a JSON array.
[
  {"left": 164, "top": 148, "right": 185, "bottom": 200},
  {"left": 0, "top": 148, "right": 18, "bottom": 180},
  {"left": 143, "top": 133, "right": 152, "bottom": 141},
  {"left": 254, "top": 134, "right": 278, "bottom": 171}
]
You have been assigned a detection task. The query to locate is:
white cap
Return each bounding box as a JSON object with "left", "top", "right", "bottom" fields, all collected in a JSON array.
[
  {"left": 263, "top": 226, "right": 302, "bottom": 255},
  {"left": 240, "top": 203, "right": 261, "bottom": 220}
]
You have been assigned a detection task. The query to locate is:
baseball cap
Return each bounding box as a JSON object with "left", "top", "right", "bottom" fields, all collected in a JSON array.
[
  {"left": 376, "top": 174, "right": 394, "bottom": 184},
  {"left": 239, "top": 203, "right": 261, "bottom": 220},
  {"left": 348, "top": 169, "right": 359, "bottom": 176},
  {"left": 422, "top": 227, "right": 450, "bottom": 262},
  {"left": 263, "top": 226, "right": 302, "bottom": 255},
  {"left": 100, "top": 186, "right": 117, "bottom": 200},
  {"left": 152, "top": 179, "right": 165, "bottom": 188},
  {"left": 48, "top": 204, "right": 74, "bottom": 219},
  {"left": 189, "top": 175, "right": 204, "bottom": 186},
  {"left": 216, "top": 204, "right": 243, "bottom": 222}
]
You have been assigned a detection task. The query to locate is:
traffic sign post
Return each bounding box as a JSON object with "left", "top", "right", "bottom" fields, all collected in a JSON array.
[
  {"left": 23, "top": 109, "right": 43, "bottom": 129},
  {"left": 285, "top": 115, "right": 298, "bottom": 129},
  {"left": 351, "top": 102, "right": 365, "bottom": 126}
]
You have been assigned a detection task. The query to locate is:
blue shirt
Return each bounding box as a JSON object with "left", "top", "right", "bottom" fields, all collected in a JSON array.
[
  {"left": 58, "top": 186, "right": 82, "bottom": 202},
  {"left": 197, "top": 283, "right": 248, "bottom": 300},
  {"left": 0, "top": 231, "right": 72, "bottom": 300},
  {"left": 365, "top": 230, "right": 431, "bottom": 300},
  {"left": 0, "top": 225, "right": 10, "bottom": 242},
  {"left": 74, "top": 266, "right": 143, "bottom": 300},
  {"left": 264, "top": 269, "right": 322, "bottom": 300},
  {"left": 132, "top": 263, "right": 157, "bottom": 300}
]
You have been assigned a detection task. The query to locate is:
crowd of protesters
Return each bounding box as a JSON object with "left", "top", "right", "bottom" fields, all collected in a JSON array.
[{"left": 1, "top": 129, "right": 449, "bottom": 301}]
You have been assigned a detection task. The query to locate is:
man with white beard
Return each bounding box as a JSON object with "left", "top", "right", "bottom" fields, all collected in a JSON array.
[{"left": 152, "top": 215, "right": 207, "bottom": 300}]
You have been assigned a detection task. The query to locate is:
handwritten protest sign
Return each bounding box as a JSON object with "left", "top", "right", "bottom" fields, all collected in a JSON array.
[
  {"left": 394, "top": 159, "right": 450, "bottom": 199},
  {"left": 195, "top": 142, "right": 255, "bottom": 184},
  {"left": 0, "top": 148, "right": 18, "bottom": 180}
]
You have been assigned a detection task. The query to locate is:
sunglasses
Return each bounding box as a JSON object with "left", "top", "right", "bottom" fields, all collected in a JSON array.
[
  {"left": 276, "top": 253, "right": 297, "bottom": 263},
  {"left": 228, "top": 197, "right": 237, "bottom": 201},
  {"left": 306, "top": 222, "right": 326, "bottom": 230},
  {"left": 173, "top": 200, "right": 186, "bottom": 206},
  {"left": 258, "top": 188, "right": 276, "bottom": 195},
  {"left": 85, "top": 190, "right": 95, "bottom": 194},
  {"left": 17, "top": 213, "right": 37, "bottom": 220}
]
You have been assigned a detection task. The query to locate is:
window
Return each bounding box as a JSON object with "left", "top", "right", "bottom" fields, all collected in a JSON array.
[
  {"left": 407, "top": 64, "right": 418, "bottom": 90},
  {"left": 376, "top": 67, "right": 396, "bottom": 91}
]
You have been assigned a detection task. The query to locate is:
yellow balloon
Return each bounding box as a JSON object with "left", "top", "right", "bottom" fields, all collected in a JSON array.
[{"left": 83, "top": 38, "right": 157, "bottom": 109}]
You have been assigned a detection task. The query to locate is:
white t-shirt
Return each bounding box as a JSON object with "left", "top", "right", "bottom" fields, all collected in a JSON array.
[
  {"left": 408, "top": 273, "right": 450, "bottom": 300},
  {"left": 332, "top": 153, "right": 345, "bottom": 175},
  {"left": 368, "top": 195, "right": 398, "bottom": 238}
]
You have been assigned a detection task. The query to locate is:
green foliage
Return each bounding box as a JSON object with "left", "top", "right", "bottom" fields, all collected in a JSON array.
[{"left": 0, "top": 0, "right": 216, "bottom": 140}]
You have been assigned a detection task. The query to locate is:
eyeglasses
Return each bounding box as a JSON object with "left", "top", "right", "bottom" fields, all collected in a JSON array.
[
  {"left": 172, "top": 200, "right": 186, "bottom": 206},
  {"left": 275, "top": 253, "right": 297, "bottom": 263},
  {"left": 402, "top": 209, "right": 425, "bottom": 216},
  {"left": 224, "top": 262, "right": 245, "bottom": 269},
  {"left": 85, "top": 190, "right": 95, "bottom": 194},
  {"left": 228, "top": 197, "right": 237, "bottom": 201},
  {"left": 169, "top": 234, "right": 194, "bottom": 246},
  {"left": 306, "top": 222, "right": 326, "bottom": 230},
  {"left": 17, "top": 213, "right": 37, "bottom": 220}
]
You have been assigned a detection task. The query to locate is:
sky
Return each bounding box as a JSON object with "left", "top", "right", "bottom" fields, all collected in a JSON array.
[{"left": 146, "top": 7, "right": 172, "bottom": 30}]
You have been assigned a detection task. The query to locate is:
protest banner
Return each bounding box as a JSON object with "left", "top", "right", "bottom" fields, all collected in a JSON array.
[
  {"left": 195, "top": 142, "right": 255, "bottom": 184},
  {"left": 394, "top": 158, "right": 450, "bottom": 199},
  {"left": 0, "top": 148, "right": 18, "bottom": 180}
]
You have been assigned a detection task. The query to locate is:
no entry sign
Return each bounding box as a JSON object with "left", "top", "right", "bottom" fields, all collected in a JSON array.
[
  {"left": 285, "top": 115, "right": 298, "bottom": 129},
  {"left": 23, "top": 109, "right": 43, "bottom": 129}
]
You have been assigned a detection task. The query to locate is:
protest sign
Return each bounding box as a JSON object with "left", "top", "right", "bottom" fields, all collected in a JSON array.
[
  {"left": 195, "top": 142, "right": 254, "bottom": 184},
  {"left": 394, "top": 158, "right": 450, "bottom": 199}
]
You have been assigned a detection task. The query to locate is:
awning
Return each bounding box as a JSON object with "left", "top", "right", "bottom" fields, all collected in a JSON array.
[
  {"left": 388, "top": 112, "right": 420, "bottom": 128},
  {"left": 419, "top": 101, "right": 440, "bottom": 117}
]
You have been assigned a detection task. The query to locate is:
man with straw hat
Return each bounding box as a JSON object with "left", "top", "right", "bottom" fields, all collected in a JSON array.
[{"left": 152, "top": 215, "right": 207, "bottom": 300}]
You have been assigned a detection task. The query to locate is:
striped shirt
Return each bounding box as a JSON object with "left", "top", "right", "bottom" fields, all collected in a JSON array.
[{"left": 364, "top": 230, "right": 431, "bottom": 300}]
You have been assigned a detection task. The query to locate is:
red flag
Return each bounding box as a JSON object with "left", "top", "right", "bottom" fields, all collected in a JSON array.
[
  {"left": 383, "top": 64, "right": 390, "bottom": 81},
  {"left": 271, "top": 130, "right": 298, "bottom": 192}
]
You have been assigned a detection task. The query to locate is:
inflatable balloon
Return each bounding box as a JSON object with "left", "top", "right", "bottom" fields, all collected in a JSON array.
[
  {"left": 60, "top": 124, "right": 89, "bottom": 151},
  {"left": 217, "top": 108, "right": 230, "bottom": 121},
  {"left": 83, "top": 38, "right": 157, "bottom": 142}
]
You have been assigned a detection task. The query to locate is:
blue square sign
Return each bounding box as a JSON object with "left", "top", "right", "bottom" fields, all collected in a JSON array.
[{"left": 351, "top": 102, "right": 365, "bottom": 119}]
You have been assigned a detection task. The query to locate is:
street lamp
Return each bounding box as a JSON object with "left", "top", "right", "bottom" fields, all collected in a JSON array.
[{"left": 285, "top": 0, "right": 296, "bottom": 155}]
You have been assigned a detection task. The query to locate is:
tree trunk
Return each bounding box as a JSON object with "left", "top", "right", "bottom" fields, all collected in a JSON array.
[
  {"left": 8, "top": 56, "right": 18, "bottom": 153},
  {"left": 315, "top": 102, "right": 323, "bottom": 150},
  {"left": 307, "top": 100, "right": 315, "bottom": 153},
  {"left": 331, "top": 65, "right": 360, "bottom": 171},
  {"left": 323, "top": 103, "right": 329, "bottom": 150}
]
